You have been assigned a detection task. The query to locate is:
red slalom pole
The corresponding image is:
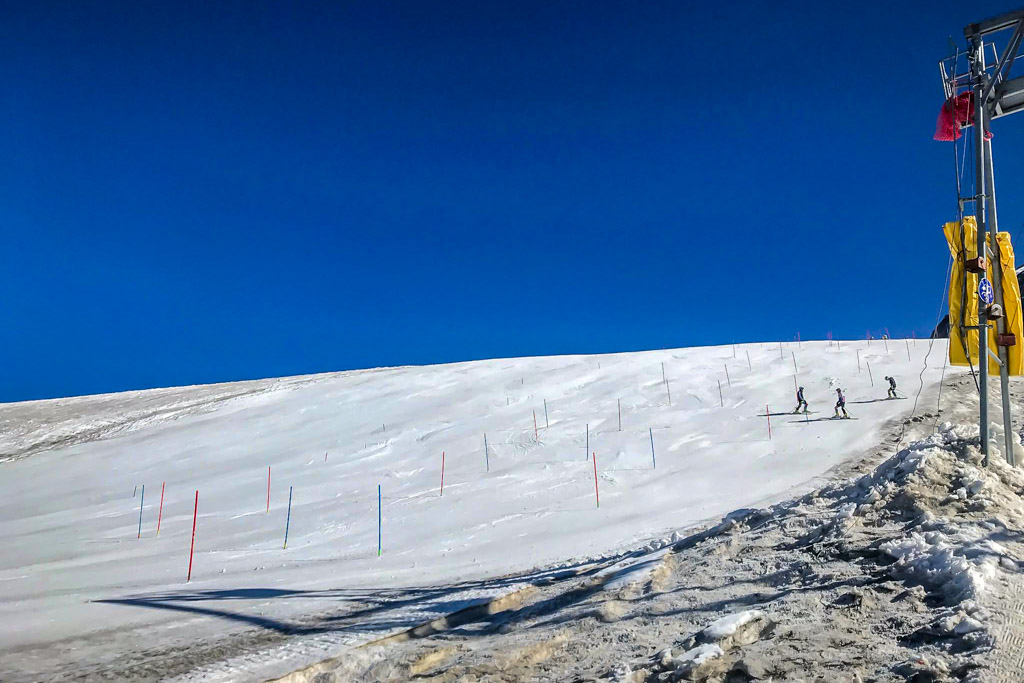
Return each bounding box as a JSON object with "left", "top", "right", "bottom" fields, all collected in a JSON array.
[
  {"left": 440, "top": 451, "right": 445, "bottom": 497},
  {"left": 187, "top": 491, "right": 198, "bottom": 582},
  {"left": 766, "top": 404, "right": 772, "bottom": 440},
  {"left": 156, "top": 482, "right": 165, "bottom": 536},
  {"left": 266, "top": 466, "right": 271, "bottom": 514},
  {"left": 593, "top": 452, "right": 600, "bottom": 508}
]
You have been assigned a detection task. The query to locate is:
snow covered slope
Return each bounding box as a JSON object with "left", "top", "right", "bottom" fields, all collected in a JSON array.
[{"left": 0, "top": 340, "right": 953, "bottom": 680}]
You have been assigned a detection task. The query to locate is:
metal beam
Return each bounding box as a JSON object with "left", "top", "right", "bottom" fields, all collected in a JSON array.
[
  {"left": 966, "top": 9, "right": 1024, "bottom": 38},
  {"left": 981, "top": 19, "right": 1023, "bottom": 103},
  {"left": 996, "top": 75, "right": 1024, "bottom": 117}
]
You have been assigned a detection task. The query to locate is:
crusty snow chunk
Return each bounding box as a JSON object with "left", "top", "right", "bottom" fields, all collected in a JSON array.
[{"left": 702, "top": 609, "right": 767, "bottom": 640}]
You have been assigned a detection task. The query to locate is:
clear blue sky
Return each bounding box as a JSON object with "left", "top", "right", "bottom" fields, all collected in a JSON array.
[{"left": 2, "top": 1, "right": 1023, "bottom": 402}]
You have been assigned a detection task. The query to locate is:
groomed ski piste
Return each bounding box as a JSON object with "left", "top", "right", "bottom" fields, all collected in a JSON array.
[{"left": 0, "top": 339, "right": 964, "bottom": 681}]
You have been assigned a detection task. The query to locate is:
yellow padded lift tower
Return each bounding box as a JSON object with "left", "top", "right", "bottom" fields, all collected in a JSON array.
[{"left": 944, "top": 217, "right": 1024, "bottom": 375}]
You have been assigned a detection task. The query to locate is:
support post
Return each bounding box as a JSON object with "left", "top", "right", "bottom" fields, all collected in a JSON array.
[
  {"left": 984, "top": 117, "right": 1015, "bottom": 466},
  {"left": 972, "top": 36, "right": 991, "bottom": 465}
]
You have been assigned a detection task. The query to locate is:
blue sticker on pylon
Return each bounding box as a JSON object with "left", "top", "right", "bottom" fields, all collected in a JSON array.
[{"left": 979, "top": 278, "right": 995, "bottom": 305}]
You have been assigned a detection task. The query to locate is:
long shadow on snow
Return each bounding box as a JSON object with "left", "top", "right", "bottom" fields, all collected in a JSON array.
[
  {"left": 849, "top": 398, "right": 906, "bottom": 404},
  {"left": 93, "top": 555, "right": 629, "bottom": 637}
]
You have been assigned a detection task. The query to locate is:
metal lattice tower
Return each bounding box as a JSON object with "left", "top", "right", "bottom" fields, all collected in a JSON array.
[{"left": 939, "top": 8, "right": 1024, "bottom": 466}]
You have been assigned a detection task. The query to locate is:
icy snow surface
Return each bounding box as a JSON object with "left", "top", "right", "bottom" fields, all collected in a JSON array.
[{"left": 0, "top": 340, "right": 952, "bottom": 678}]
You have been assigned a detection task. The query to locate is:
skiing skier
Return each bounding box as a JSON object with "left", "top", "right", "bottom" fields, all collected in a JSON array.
[
  {"left": 792, "top": 386, "right": 808, "bottom": 414},
  {"left": 834, "top": 388, "right": 850, "bottom": 419},
  {"left": 885, "top": 376, "right": 897, "bottom": 399}
]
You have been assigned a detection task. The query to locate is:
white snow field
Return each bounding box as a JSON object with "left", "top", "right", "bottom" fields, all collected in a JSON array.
[{"left": 0, "top": 340, "right": 953, "bottom": 681}]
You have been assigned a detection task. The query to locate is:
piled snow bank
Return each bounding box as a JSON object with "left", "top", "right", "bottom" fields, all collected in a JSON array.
[{"left": 880, "top": 531, "right": 1000, "bottom": 603}]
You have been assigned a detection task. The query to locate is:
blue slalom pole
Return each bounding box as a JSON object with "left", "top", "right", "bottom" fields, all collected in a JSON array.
[
  {"left": 137, "top": 484, "right": 145, "bottom": 539},
  {"left": 283, "top": 486, "right": 293, "bottom": 549},
  {"left": 377, "top": 484, "right": 382, "bottom": 556},
  {"left": 650, "top": 428, "right": 656, "bottom": 469}
]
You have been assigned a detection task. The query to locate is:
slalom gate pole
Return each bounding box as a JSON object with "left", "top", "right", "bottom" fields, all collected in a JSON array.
[
  {"left": 666, "top": 377, "right": 672, "bottom": 405},
  {"left": 906, "top": 339, "right": 911, "bottom": 361},
  {"left": 718, "top": 380, "right": 723, "bottom": 407},
  {"left": 791, "top": 353, "right": 797, "bottom": 374},
  {"left": 766, "top": 404, "right": 772, "bottom": 440},
  {"left": 533, "top": 410, "right": 538, "bottom": 439},
  {"left": 157, "top": 482, "right": 165, "bottom": 536},
  {"left": 325, "top": 451, "right": 328, "bottom": 462},
  {"left": 484, "top": 433, "right": 489, "bottom": 471},
  {"left": 746, "top": 350, "right": 751, "bottom": 371},
  {"left": 617, "top": 399, "right": 621, "bottom": 431},
  {"left": 187, "top": 491, "right": 198, "bottom": 582},
  {"left": 857, "top": 349, "right": 861, "bottom": 372},
  {"left": 724, "top": 364, "right": 731, "bottom": 386},
  {"left": 137, "top": 484, "right": 145, "bottom": 540},
  {"left": 649, "top": 428, "right": 656, "bottom": 469},
  {"left": 593, "top": 453, "right": 600, "bottom": 508},
  {"left": 779, "top": 342, "right": 783, "bottom": 359},
  {"left": 377, "top": 484, "right": 382, "bottom": 556},
  {"left": 867, "top": 362, "right": 874, "bottom": 387},
  {"left": 544, "top": 399, "right": 549, "bottom": 428},
  {"left": 440, "top": 451, "right": 445, "bottom": 496},
  {"left": 662, "top": 361, "right": 667, "bottom": 383},
  {"left": 283, "top": 486, "right": 293, "bottom": 549},
  {"left": 267, "top": 467, "right": 271, "bottom": 514}
]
